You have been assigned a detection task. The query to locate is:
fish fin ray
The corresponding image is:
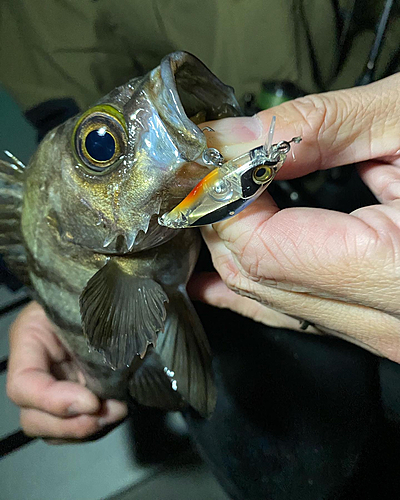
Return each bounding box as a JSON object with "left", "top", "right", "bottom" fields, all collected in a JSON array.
[
  {"left": 79, "top": 260, "right": 168, "bottom": 369},
  {"left": 156, "top": 289, "right": 216, "bottom": 417},
  {"left": 129, "top": 352, "right": 185, "bottom": 411},
  {"left": 0, "top": 158, "right": 29, "bottom": 285}
]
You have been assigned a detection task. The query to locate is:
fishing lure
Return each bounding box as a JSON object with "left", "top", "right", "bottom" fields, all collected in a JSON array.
[{"left": 158, "top": 117, "right": 301, "bottom": 228}]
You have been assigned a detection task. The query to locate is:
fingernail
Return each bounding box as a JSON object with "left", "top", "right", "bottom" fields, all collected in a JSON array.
[
  {"left": 210, "top": 116, "right": 262, "bottom": 143},
  {"left": 98, "top": 400, "right": 128, "bottom": 427},
  {"left": 68, "top": 395, "right": 100, "bottom": 415},
  {"left": 67, "top": 405, "right": 80, "bottom": 416},
  {"left": 98, "top": 418, "right": 109, "bottom": 428}
]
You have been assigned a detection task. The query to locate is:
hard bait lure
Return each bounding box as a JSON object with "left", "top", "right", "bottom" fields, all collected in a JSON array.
[{"left": 159, "top": 117, "right": 301, "bottom": 228}]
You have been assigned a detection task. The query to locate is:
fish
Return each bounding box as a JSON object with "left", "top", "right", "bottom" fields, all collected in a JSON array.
[{"left": 0, "top": 51, "right": 241, "bottom": 417}]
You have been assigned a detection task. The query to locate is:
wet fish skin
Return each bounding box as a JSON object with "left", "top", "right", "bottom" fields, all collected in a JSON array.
[{"left": 1, "top": 52, "right": 241, "bottom": 416}]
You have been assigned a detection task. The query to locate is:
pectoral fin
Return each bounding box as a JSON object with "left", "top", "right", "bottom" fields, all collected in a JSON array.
[
  {"left": 79, "top": 260, "right": 168, "bottom": 369},
  {"left": 156, "top": 290, "right": 216, "bottom": 417}
]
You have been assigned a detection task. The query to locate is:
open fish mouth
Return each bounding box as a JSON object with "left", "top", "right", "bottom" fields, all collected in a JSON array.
[
  {"left": 148, "top": 51, "right": 242, "bottom": 162},
  {"left": 54, "top": 52, "right": 241, "bottom": 256},
  {"left": 97, "top": 52, "right": 242, "bottom": 255}
]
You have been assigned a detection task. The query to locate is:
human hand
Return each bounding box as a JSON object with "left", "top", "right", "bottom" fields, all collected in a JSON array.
[
  {"left": 191, "top": 73, "right": 400, "bottom": 362},
  {"left": 6, "top": 301, "right": 127, "bottom": 442}
]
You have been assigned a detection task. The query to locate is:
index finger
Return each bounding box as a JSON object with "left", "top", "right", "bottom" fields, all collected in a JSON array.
[
  {"left": 7, "top": 302, "right": 100, "bottom": 417},
  {"left": 203, "top": 73, "right": 400, "bottom": 179}
]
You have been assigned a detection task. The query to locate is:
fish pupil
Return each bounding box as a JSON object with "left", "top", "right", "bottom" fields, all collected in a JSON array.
[{"left": 85, "top": 129, "right": 115, "bottom": 162}]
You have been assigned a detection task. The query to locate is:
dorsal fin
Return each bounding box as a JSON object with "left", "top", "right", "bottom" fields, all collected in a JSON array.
[
  {"left": 3, "top": 150, "right": 26, "bottom": 174},
  {"left": 0, "top": 153, "right": 30, "bottom": 285}
]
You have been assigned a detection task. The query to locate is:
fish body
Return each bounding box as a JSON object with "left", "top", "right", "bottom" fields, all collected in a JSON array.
[{"left": 0, "top": 52, "right": 241, "bottom": 416}]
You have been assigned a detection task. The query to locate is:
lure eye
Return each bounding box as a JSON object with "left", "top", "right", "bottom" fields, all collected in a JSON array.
[
  {"left": 73, "top": 105, "right": 127, "bottom": 173},
  {"left": 252, "top": 165, "right": 273, "bottom": 185}
]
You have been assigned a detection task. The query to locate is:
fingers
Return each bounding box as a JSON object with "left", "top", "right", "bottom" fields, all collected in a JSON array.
[
  {"left": 202, "top": 73, "right": 400, "bottom": 179},
  {"left": 201, "top": 193, "right": 400, "bottom": 316},
  {"left": 8, "top": 373, "right": 100, "bottom": 417},
  {"left": 8, "top": 302, "right": 65, "bottom": 362},
  {"left": 224, "top": 272, "right": 400, "bottom": 362},
  {"left": 7, "top": 302, "right": 128, "bottom": 440},
  {"left": 21, "top": 410, "right": 101, "bottom": 439},
  {"left": 7, "top": 302, "right": 100, "bottom": 417},
  {"left": 199, "top": 190, "right": 400, "bottom": 361},
  {"left": 21, "top": 400, "right": 128, "bottom": 439},
  {"left": 357, "top": 160, "right": 400, "bottom": 205},
  {"left": 188, "top": 260, "right": 400, "bottom": 363},
  {"left": 188, "top": 271, "right": 320, "bottom": 334}
]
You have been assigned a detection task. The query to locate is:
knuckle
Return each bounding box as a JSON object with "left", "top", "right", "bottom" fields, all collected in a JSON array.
[
  {"left": 213, "top": 253, "right": 239, "bottom": 285},
  {"left": 214, "top": 248, "right": 258, "bottom": 296},
  {"left": 220, "top": 263, "right": 241, "bottom": 291},
  {"left": 225, "top": 271, "right": 251, "bottom": 297},
  {"left": 73, "top": 428, "right": 91, "bottom": 440},
  {"left": 289, "top": 91, "right": 362, "bottom": 163},
  {"left": 71, "top": 417, "right": 99, "bottom": 440},
  {"left": 289, "top": 94, "right": 329, "bottom": 144},
  {"left": 6, "top": 377, "right": 23, "bottom": 405},
  {"left": 20, "top": 411, "right": 37, "bottom": 437}
]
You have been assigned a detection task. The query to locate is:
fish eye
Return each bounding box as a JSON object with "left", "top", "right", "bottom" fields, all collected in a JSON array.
[
  {"left": 73, "top": 105, "right": 127, "bottom": 173},
  {"left": 252, "top": 165, "right": 273, "bottom": 185}
]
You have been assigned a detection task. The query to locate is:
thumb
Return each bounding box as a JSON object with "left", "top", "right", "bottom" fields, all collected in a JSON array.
[{"left": 203, "top": 73, "right": 400, "bottom": 179}]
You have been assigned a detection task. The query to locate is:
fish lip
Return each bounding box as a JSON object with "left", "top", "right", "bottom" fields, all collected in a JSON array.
[
  {"left": 153, "top": 51, "right": 242, "bottom": 162},
  {"left": 158, "top": 53, "right": 207, "bottom": 162}
]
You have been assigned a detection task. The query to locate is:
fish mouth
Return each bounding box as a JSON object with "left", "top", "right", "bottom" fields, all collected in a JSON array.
[
  {"left": 80, "top": 52, "right": 242, "bottom": 256},
  {"left": 111, "top": 52, "right": 242, "bottom": 254}
]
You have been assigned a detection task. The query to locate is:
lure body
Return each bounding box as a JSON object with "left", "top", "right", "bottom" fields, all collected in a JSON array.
[{"left": 159, "top": 120, "right": 301, "bottom": 228}]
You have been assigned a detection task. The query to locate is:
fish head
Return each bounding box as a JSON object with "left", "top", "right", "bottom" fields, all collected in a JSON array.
[{"left": 25, "top": 52, "right": 240, "bottom": 254}]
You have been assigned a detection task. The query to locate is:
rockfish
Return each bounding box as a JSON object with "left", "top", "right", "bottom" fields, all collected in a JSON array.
[{"left": 0, "top": 52, "right": 241, "bottom": 416}]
